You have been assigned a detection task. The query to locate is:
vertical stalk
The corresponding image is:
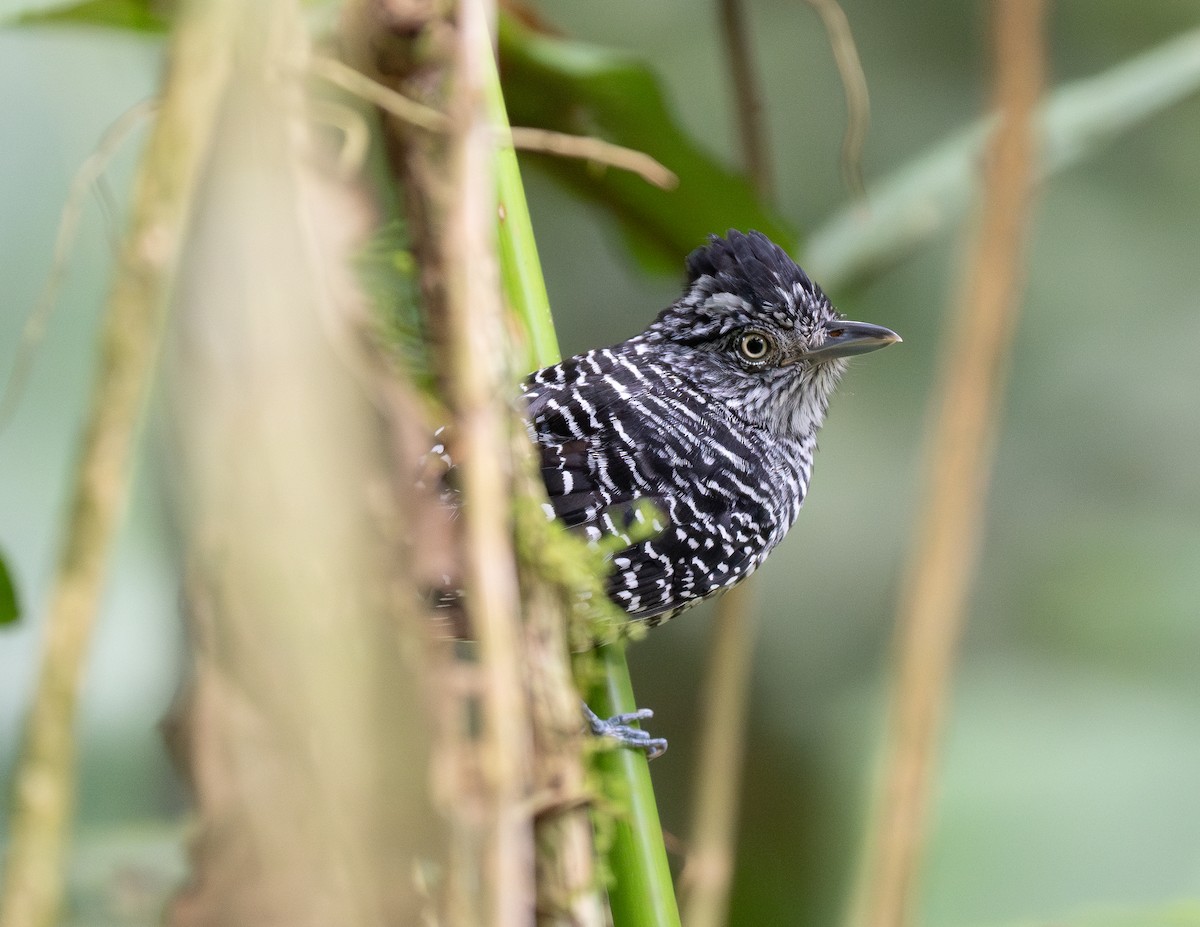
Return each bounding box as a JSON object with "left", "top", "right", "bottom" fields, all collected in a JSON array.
[
  {"left": 0, "top": 4, "right": 233, "bottom": 925},
  {"left": 482, "top": 20, "right": 605, "bottom": 927},
  {"left": 164, "top": 2, "right": 441, "bottom": 922},
  {"left": 849, "top": 3, "right": 1047, "bottom": 926},
  {"left": 443, "top": 0, "right": 535, "bottom": 923},
  {"left": 718, "top": 0, "right": 773, "bottom": 199},
  {"left": 678, "top": 582, "right": 757, "bottom": 927}
]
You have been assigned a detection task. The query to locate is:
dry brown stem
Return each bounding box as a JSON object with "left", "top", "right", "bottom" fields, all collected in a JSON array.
[
  {"left": 0, "top": 4, "right": 234, "bottom": 925},
  {"left": 440, "top": 1, "right": 535, "bottom": 923},
  {"left": 678, "top": 4, "right": 778, "bottom": 921},
  {"left": 851, "top": 3, "right": 1047, "bottom": 926},
  {"left": 311, "top": 54, "right": 675, "bottom": 189},
  {"left": 800, "top": 0, "right": 870, "bottom": 195},
  {"left": 163, "top": 3, "right": 442, "bottom": 924},
  {"left": 718, "top": 0, "right": 773, "bottom": 199},
  {"left": 344, "top": 4, "right": 601, "bottom": 921},
  {"left": 508, "top": 127, "right": 677, "bottom": 190},
  {"left": 679, "top": 581, "right": 759, "bottom": 927},
  {"left": 519, "top": 502, "right": 604, "bottom": 927},
  {"left": 0, "top": 99, "right": 157, "bottom": 433}
]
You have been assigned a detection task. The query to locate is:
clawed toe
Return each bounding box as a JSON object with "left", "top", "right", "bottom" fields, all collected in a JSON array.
[{"left": 583, "top": 703, "right": 668, "bottom": 759}]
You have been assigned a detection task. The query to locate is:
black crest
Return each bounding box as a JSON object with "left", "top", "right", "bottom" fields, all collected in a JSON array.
[
  {"left": 645, "top": 230, "right": 831, "bottom": 344},
  {"left": 685, "top": 229, "right": 823, "bottom": 309}
]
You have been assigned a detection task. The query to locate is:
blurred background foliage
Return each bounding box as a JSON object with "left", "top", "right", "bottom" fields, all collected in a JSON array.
[{"left": 1, "top": 1, "right": 1198, "bottom": 925}]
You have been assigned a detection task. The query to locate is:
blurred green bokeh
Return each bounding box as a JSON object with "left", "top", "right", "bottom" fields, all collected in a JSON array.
[{"left": 1, "top": 2, "right": 1198, "bottom": 925}]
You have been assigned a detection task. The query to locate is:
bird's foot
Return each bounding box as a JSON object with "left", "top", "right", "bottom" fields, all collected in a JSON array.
[{"left": 583, "top": 703, "right": 668, "bottom": 759}]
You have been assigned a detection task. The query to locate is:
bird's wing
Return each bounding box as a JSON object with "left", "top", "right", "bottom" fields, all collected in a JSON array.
[
  {"left": 604, "top": 510, "right": 763, "bottom": 622},
  {"left": 525, "top": 370, "right": 768, "bottom": 623},
  {"left": 525, "top": 366, "right": 687, "bottom": 536}
]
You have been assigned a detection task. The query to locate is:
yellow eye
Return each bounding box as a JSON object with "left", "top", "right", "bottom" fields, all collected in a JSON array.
[{"left": 738, "top": 331, "right": 771, "bottom": 361}]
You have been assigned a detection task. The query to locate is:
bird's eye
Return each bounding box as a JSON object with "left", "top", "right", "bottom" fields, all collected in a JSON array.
[{"left": 738, "top": 331, "right": 772, "bottom": 362}]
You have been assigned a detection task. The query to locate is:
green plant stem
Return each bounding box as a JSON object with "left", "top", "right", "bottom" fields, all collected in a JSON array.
[
  {"left": 482, "top": 27, "right": 680, "bottom": 927},
  {"left": 481, "top": 15, "right": 557, "bottom": 371},
  {"left": 587, "top": 642, "right": 681, "bottom": 927}
]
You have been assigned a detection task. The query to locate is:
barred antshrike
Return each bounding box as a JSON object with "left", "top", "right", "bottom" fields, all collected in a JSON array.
[{"left": 521, "top": 230, "right": 900, "bottom": 754}]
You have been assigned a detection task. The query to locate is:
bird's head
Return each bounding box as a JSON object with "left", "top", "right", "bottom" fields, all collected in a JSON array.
[{"left": 641, "top": 230, "right": 900, "bottom": 440}]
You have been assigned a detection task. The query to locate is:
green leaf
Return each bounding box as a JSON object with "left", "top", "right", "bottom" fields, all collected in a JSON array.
[
  {"left": 0, "top": 549, "right": 20, "bottom": 625},
  {"left": 806, "top": 26, "right": 1200, "bottom": 292},
  {"left": 7, "top": 0, "right": 168, "bottom": 32},
  {"left": 498, "top": 13, "right": 795, "bottom": 274}
]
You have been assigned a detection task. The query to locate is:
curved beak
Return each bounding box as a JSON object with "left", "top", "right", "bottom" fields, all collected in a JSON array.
[{"left": 803, "top": 320, "right": 902, "bottom": 361}]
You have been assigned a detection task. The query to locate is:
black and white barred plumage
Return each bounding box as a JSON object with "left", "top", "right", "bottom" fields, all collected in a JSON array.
[{"left": 523, "top": 229, "right": 899, "bottom": 627}]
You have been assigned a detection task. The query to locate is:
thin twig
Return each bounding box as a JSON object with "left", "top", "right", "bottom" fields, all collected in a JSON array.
[
  {"left": 311, "top": 54, "right": 675, "bottom": 189},
  {"left": 849, "top": 3, "right": 1047, "bottom": 927},
  {"left": 679, "top": 581, "right": 759, "bottom": 927},
  {"left": 0, "top": 98, "right": 157, "bottom": 434},
  {"left": 509, "top": 127, "right": 677, "bottom": 190},
  {"left": 801, "top": 0, "right": 870, "bottom": 197},
  {"left": 0, "top": 4, "right": 235, "bottom": 925},
  {"left": 309, "top": 97, "right": 372, "bottom": 177},
  {"left": 311, "top": 53, "right": 450, "bottom": 130},
  {"left": 718, "top": 0, "right": 773, "bottom": 199}
]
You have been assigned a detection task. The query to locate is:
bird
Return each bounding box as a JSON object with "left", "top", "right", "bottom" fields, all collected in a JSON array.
[{"left": 520, "top": 229, "right": 900, "bottom": 754}]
